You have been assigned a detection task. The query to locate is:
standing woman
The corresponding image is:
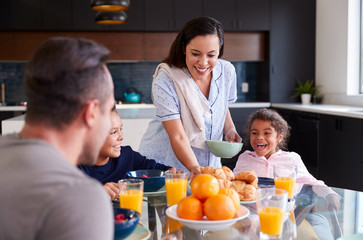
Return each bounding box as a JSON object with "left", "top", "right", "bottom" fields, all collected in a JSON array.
[{"left": 139, "top": 17, "right": 241, "bottom": 177}]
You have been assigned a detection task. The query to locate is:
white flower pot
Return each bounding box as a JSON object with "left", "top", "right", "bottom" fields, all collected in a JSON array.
[{"left": 301, "top": 93, "right": 312, "bottom": 105}]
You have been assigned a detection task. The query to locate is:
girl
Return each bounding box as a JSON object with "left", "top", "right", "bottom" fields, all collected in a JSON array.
[
  {"left": 79, "top": 106, "right": 172, "bottom": 200},
  {"left": 233, "top": 108, "right": 340, "bottom": 210}
]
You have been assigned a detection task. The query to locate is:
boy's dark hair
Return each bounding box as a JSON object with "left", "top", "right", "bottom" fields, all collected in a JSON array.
[
  {"left": 25, "top": 37, "right": 111, "bottom": 129},
  {"left": 243, "top": 108, "right": 291, "bottom": 150},
  {"left": 163, "top": 16, "right": 224, "bottom": 68}
]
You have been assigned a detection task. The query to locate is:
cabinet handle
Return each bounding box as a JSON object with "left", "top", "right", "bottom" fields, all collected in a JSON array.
[{"left": 238, "top": 19, "right": 242, "bottom": 29}]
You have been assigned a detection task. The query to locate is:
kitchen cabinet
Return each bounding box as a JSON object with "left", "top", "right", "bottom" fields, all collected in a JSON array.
[
  {"left": 0, "top": 1, "right": 11, "bottom": 30},
  {"left": 144, "top": 0, "right": 202, "bottom": 31},
  {"left": 203, "top": 0, "right": 270, "bottom": 31},
  {"left": 41, "top": 0, "right": 73, "bottom": 30},
  {"left": 270, "top": 0, "right": 316, "bottom": 103},
  {"left": 11, "top": 0, "right": 42, "bottom": 30},
  {"left": 274, "top": 108, "right": 319, "bottom": 178},
  {"left": 319, "top": 114, "right": 362, "bottom": 191}
]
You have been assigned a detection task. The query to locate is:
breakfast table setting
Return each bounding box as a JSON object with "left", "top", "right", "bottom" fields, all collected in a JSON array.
[{"left": 112, "top": 166, "right": 363, "bottom": 240}]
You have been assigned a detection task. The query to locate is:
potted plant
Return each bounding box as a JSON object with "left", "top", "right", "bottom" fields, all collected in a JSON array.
[{"left": 293, "top": 79, "right": 317, "bottom": 105}]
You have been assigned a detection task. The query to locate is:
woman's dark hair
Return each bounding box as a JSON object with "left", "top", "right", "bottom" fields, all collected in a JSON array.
[
  {"left": 25, "top": 37, "right": 111, "bottom": 129},
  {"left": 243, "top": 108, "right": 291, "bottom": 151},
  {"left": 163, "top": 16, "right": 224, "bottom": 68}
]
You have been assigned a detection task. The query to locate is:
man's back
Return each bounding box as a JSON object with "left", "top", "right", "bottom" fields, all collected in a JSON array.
[{"left": 0, "top": 134, "right": 113, "bottom": 240}]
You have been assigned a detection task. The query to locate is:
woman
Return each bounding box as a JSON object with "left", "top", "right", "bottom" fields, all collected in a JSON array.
[{"left": 139, "top": 17, "right": 241, "bottom": 178}]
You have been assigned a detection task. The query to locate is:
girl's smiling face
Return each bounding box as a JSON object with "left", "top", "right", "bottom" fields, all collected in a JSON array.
[
  {"left": 250, "top": 119, "right": 283, "bottom": 159},
  {"left": 185, "top": 34, "right": 219, "bottom": 82},
  {"left": 99, "top": 111, "right": 124, "bottom": 159}
]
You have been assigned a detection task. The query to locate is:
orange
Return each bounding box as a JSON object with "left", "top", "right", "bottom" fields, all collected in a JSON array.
[
  {"left": 204, "top": 194, "right": 237, "bottom": 220},
  {"left": 218, "top": 187, "right": 240, "bottom": 211},
  {"left": 190, "top": 174, "right": 220, "bottom": 201},
  {"left": 176, "top": 196, "right": 204, "bottom": 220}
]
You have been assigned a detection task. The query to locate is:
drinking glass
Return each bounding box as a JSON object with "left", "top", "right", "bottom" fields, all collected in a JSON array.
[
  {"left": 273, "top": 165, "right": 298, "bottom": 199},
  {"left": 118, "top": 179, "right": 144, "bottom": 214},
  {"left": 165, "top": 170, "right": 188, "bottom": 206},
  {"left": 257, "top": 187, "right": 288, "bottom": 239}
]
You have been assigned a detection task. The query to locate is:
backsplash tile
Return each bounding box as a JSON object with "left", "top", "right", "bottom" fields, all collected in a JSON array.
[{"left": 0, "top": 61, "right": 261, "bottom": 104}]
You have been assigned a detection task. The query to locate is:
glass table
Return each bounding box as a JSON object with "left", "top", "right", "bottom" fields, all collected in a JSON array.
[{"left": 118, "top": 183, "right": 363, "bottom": 240}]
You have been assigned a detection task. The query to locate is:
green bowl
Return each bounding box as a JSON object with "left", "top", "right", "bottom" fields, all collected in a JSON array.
[{"left": 205, "top": 140, "right": 243, "bottom": 158}]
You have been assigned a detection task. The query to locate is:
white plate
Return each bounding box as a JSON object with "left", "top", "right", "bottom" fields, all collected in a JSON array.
[
  {"left": 165, "top": 205, "right": 250, "bottom": 231},
  {"left": 123, "top": 224, "right": 151, "bottom": 240},
  {"left": 240, "top": 199, "right": 256, "bottom": 204}
]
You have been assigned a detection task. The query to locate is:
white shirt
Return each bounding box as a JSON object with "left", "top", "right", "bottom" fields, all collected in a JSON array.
[{"left": 138, "top": 59, "right": 237, "bottom": 172}]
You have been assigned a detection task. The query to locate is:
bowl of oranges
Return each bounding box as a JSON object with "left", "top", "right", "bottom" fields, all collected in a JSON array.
[{"left": 165, "top": 174, "right": 250, "bottom": 231}]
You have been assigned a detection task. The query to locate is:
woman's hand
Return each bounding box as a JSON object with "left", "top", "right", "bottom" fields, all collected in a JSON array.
[
  {"left": 224, "top": 128, "right": 242, "bottom": 143},
  {"left": 104, "top": 182, "right": 119, "bottom": 200},
  {"left": 223, "top": 109, "right": 242, "bottom": 143},
  {"left": 189, "top": 165, "right": 201, "bottom": 180}
]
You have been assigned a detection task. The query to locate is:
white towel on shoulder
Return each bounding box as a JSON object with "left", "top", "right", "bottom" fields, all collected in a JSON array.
[{"left": 153, "top": 63, "right": 210, "bottom": 150}]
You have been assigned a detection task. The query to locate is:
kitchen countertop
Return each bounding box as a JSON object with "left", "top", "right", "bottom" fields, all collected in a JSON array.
[{"left": 272, "top": 103, "right": 363, "bottom": 119}]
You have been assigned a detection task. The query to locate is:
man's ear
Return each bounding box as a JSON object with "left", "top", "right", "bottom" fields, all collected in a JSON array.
[{"left": 83, "top": 100, "right": 99, "bottom": 128}]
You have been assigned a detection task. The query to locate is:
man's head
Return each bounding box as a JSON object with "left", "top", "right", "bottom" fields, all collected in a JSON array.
[
  {"left": 25, "top": 36, "right": 113, "bottom": 128},
  {"left": 24, "top": 37, "right": 115, "bottom": 165}
]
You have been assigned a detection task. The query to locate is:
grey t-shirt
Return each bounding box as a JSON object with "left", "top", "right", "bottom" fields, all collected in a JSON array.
[{"left": 0, "top": 134, "right": 113, "bottom": 240}]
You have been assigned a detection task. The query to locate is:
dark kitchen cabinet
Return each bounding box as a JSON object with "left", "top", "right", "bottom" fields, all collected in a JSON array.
[
  {"left": 0, "top": 1, "right": 12, "bottom": 30},
  {"left": 145, "top": 0, "right": 202, "bottom": 31},
  {"left": 203, "top": 0, "right": 270, "bottom": 31},
  {"left": 274, "top": 109, "right": 320, "bottom": 178},
  {"left": 319, "top": 114, "right": 362, "bottom": 191},
  {"left": 41, "top": 0, "right": 73, "bottom": 30},
  {"left": 11, "top": 0, "right": 42, "bottom": 30},
  {"left": 270, "top": 0, "right": 316, "bottom": 103}
]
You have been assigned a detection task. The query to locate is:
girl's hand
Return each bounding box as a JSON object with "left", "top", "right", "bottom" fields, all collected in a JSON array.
[
  {"left": 104, "top": 182, "right": 119, "bottom": 200},
  {"left": 224, "top": 129, "right": 242, "bottom": 143},
  {"left": 325, "top": 193, "right": 341, "bottom": 211}
]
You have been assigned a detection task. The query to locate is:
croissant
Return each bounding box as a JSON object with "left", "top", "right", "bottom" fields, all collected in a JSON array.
[
  {"left": 200, "top": 166, "right": 215, "bottom": 174},
  {"left": 213, "top": 168, "right": 227, "bottom": 180},
  {"left": 231, "top": 180, "right": 246, "bottom": 192},
  {"left": 235, "top": 170, "right": 258, "bottom": 185},
  {"left": 217, "top": 179, "right": 233, "bottom": 189},
  {"left": 222, "top": 166, "right": 235, "bottom": 181},
  {"left": 238, "top": 184, "right": 256, "bottom": 201}
]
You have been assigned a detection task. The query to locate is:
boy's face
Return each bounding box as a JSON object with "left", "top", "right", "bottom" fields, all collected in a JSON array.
[
  {"left": 99, "top": 111, "right": 123, "bottom": 159},
  {"left": 249, "top": 119, "right": 283, "bottom": 159}
]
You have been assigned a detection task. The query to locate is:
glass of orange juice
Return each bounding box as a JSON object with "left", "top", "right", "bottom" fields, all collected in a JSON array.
[
  {"left": 257, "top": 187, "right": 288, "bottom": 239},
  {"left": 118, "top": 179, "right": 144, "bottom": 215},
  {"left": 165, "top": 170, "right": 188, "bottom": 206},
  {"left": 273, "top": 165, "right": 297, "bottom": 199}
]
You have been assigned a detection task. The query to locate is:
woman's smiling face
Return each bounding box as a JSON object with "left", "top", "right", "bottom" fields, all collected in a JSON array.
[
  {"left": 99, "top": 111, "right": 124, "bottom": 159},
  {"left": 185, "top": 34, "right": 220, "bottom": 82},
  {"left": 250, "top": 119, "right": 283, "bottom": 159}
]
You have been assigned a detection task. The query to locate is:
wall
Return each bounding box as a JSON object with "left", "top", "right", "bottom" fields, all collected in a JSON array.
[
  {"left": 316, "top": 0, "right": 363, "bottom": 107},
  {"left": 0, "top": 61, "right": 264, "bottom": 104}
]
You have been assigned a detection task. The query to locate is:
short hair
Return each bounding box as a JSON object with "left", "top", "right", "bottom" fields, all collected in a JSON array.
[
  {"left": 25, "top": 37, "right": 111, "bottom": 129},
  {"left": 243, "top": 108, "right": 291, "bottom": 150},
  {"left": 163, "top": 16, "right": 224, "bottom": 68}
]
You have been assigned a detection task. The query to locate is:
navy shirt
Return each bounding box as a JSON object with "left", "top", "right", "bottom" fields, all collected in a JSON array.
[{"left": 79, "top": 146, "right": 171, "bottom": 184}]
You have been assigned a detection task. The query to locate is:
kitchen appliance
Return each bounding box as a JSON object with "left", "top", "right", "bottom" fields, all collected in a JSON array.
[{"left": 123, "top": 87, "right": 140, "bottom": 103}]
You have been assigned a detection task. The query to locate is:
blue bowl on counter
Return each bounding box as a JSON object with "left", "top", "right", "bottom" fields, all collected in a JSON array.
[
  {"left": 114, "top": 207, "right": 140, "bottom": 239},
  {"left": 126, "top": 170, "right": 166, "bottom": 192}
]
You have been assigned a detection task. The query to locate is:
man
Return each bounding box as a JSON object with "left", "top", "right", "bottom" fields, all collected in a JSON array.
[{"left": 0, "top": 37, "right": 115, "bottom": 239}]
